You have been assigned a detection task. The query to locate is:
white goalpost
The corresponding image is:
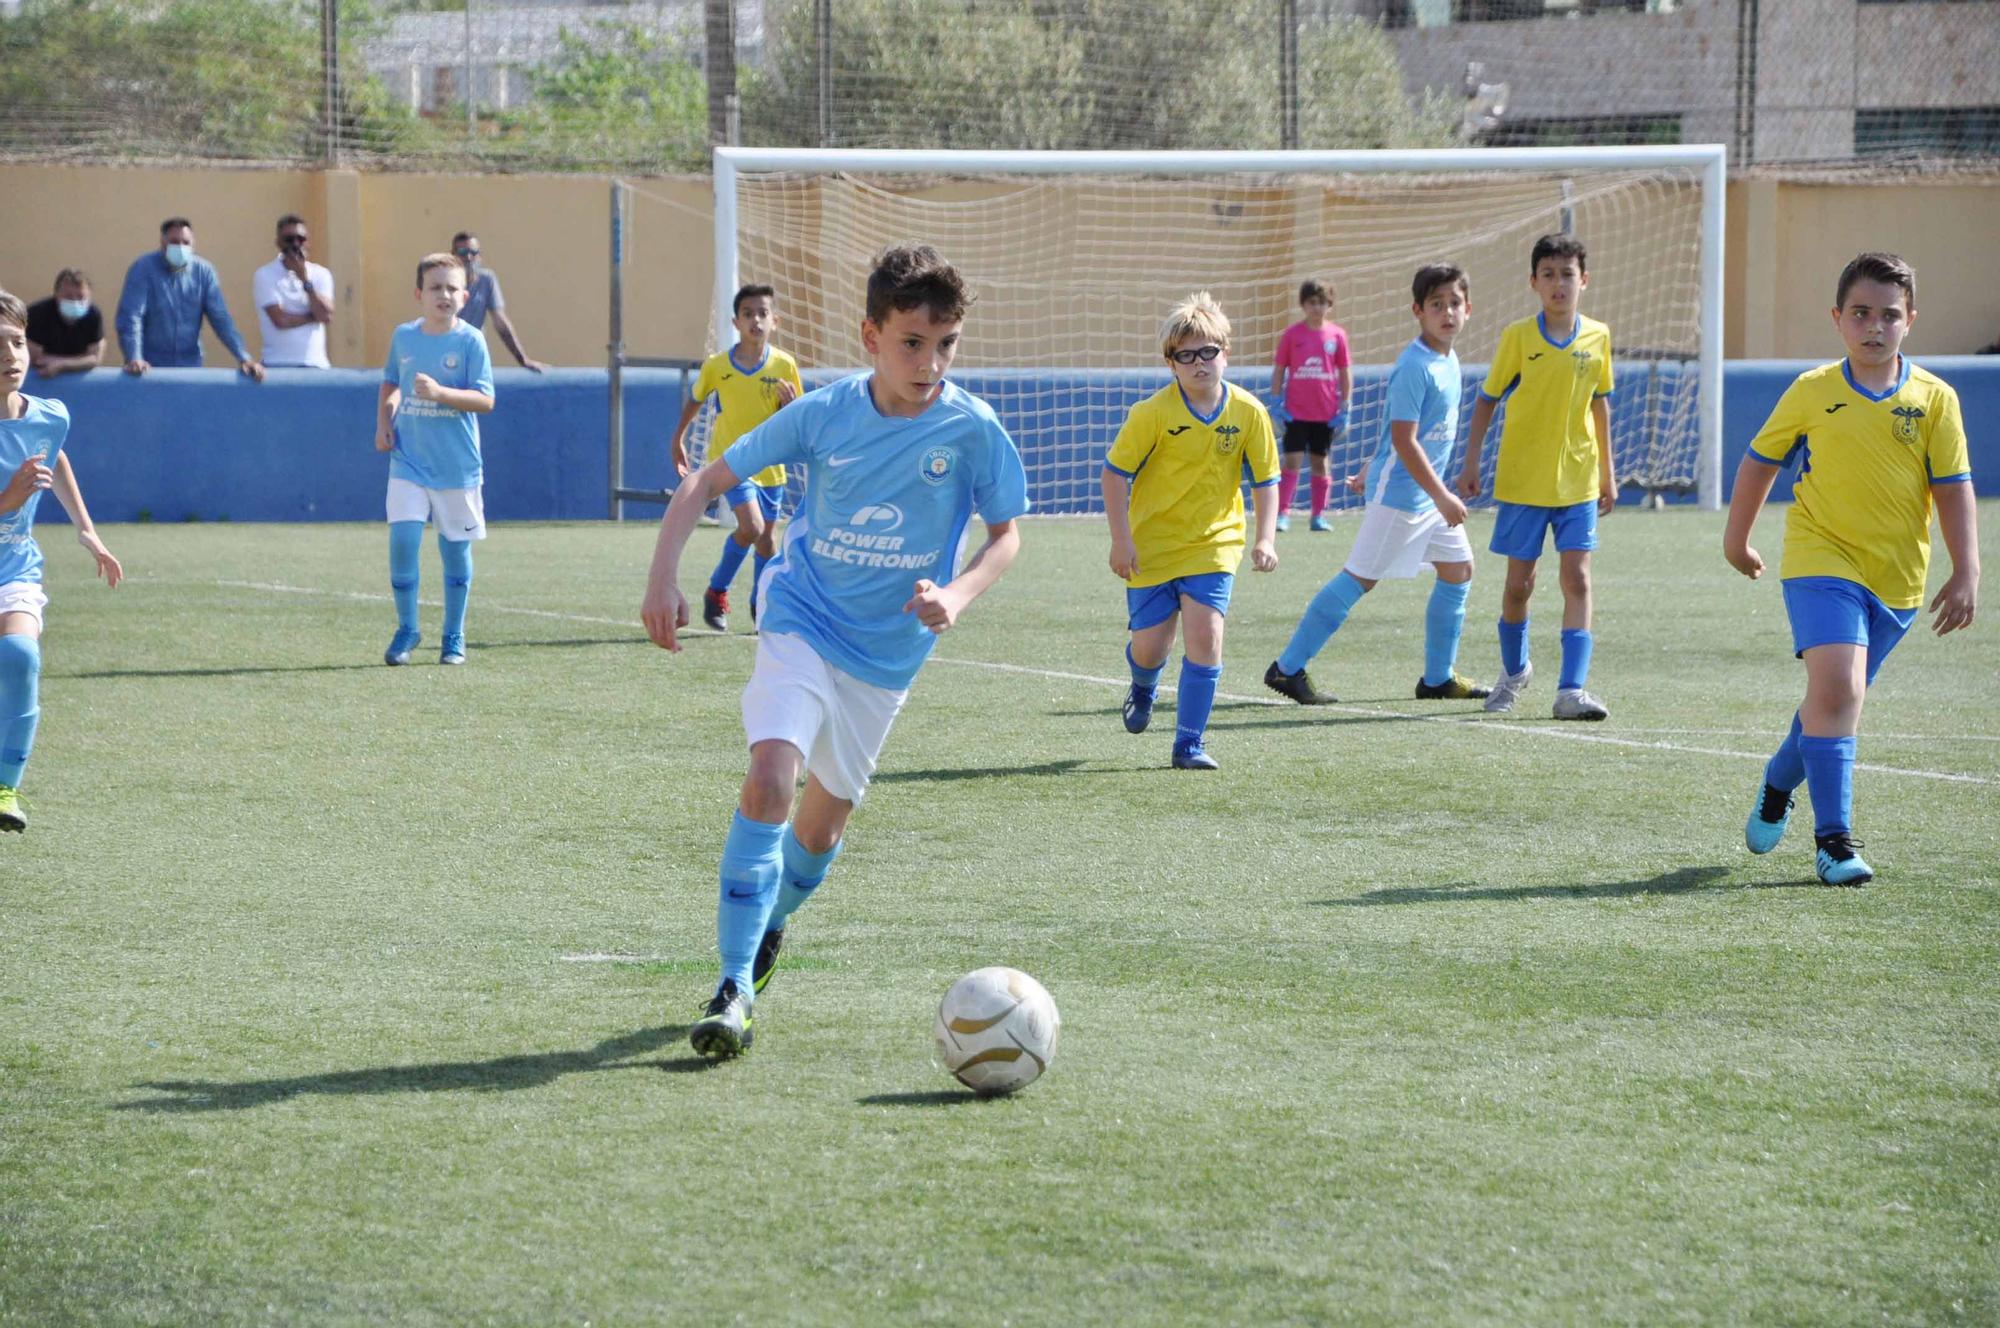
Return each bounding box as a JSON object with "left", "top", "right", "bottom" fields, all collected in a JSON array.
[{"left": 708, "top": 145, "right": 1727, "bottom": 511}]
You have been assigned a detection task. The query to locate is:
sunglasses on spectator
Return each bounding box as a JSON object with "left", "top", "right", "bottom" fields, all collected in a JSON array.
[
  {"left": 456, "top": 247, "right": 480, "bottom": 258},
  {"left": 281, "top": 232, "right": 308, "bottom": 245},
  {"left": 1168, "top": 344, "right": 1224, "bottom": 364}
]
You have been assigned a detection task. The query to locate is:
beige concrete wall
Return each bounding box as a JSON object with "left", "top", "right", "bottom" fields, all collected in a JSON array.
[{"left": 3, "top": 162, "right": 1996, "bottom": 366}]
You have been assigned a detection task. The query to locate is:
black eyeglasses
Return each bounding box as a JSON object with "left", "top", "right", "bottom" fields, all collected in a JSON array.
[
  {"left": 456, "top": 247, "right": 480, "bottom": 258},
  {"left": 1168, "top": 344, "right": 1223, "bottom": 365},
  {"left": 281, "top": 233, "right": 308, "bottom": 244}
]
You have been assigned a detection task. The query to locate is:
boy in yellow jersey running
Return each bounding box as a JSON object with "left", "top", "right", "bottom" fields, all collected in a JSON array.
[
  {"left": 669, "top": 284, "right": 804, "bottom": 632},
  {"left": 1726, "top": 252, "right": 1978, "bottom": 886},
  {"left": 1104, "top": 292, "right": 1280, "bottom": 770},
  {"left": 1457, "top": 233, "right": 1617, "bottom": 720}
]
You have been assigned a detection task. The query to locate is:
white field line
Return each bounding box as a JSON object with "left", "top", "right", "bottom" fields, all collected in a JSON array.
[
  {"left": 210, "top": 578, "right": 1998, "bottom": 788},
  {"left": 559, "top": 953, "right": 666, "bottom": 964}
]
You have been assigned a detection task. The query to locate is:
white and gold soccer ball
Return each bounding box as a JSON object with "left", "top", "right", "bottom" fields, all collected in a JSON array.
[{"left": 934, "top": 966, "right": 1061, "bottom": 1096}]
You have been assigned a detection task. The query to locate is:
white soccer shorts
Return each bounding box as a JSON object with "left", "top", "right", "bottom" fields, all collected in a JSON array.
[
  {"left": 1343, "top": 502, "right": 1473, "bottom": 581},
  {"left": 0, "top": 581, "right": 48, "bottom": 628},
  {"left": 741, "top": 630, "right": 909, "bottom": 805},
  {"left": 386, "top": 476, "right": 487, "bottom": 541}
]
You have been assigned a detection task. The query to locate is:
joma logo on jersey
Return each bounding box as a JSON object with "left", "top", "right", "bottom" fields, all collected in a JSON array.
[
  {"left": 1891, "top": 404, "right": 1925, "bottom": 444},
  {"left": 1213, "top": 424, "right": 1241, "bottom": 455},
  {"left": 1166, "top": 426, "right": 1193, "bottom": 437}
]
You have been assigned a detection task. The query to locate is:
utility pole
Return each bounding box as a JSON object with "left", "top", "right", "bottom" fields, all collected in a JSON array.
[
  {"left": 706, "top": 0, "right": 738, "bottom": 148},
  {"left": 815, "top": 0, "right": 833, "bottom": 147},
  {"left": 320, "top": 0, "right": 341, "bottom": 164},
  {"left": 1280, "top": 0, "right": 1299, "bottom": 150}
]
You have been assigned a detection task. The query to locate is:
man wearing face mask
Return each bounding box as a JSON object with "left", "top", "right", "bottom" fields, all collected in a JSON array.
[
  {"left": 115, "top": 217, "right": 265, "bottom": 381},
  {"left": 449, "top": 231, "right": 546, "bottom": 372},
  {"left": 253, "top": 214, "right": 335, "bottom": 369},
  {"left": 24, "top": 269, "right": 104, "bottom": 378}
]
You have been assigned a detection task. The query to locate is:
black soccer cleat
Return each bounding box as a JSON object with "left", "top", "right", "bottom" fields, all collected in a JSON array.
[
  {"left": 1413, "top": 672, "right": 1492, "bottom": 700},
  {"left": 690, "top": 978, "right": 754, "bottom": 1059},
  {"left": 1263, "top": 660, "right": 1337, "bottom": 706},
  {"left": 751, "top": 926, "right": 785, "bottom": 995}
]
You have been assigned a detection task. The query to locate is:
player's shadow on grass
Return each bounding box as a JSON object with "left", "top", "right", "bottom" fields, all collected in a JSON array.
[
  {"left": 1316, "top": 864, "right": 1796, "bottom": 907},
  {"left": 61, "top": 637, "right": 647, "bottom": 681},
  {"left": 116, "top": 1024, "right": 707, "bottom": 1114},
  {"left": 857, "top": 1090, "right": 996, "bottom": 1107},
  {"left": 875, "top": 758, "right": 1101, "bottom": 784}
]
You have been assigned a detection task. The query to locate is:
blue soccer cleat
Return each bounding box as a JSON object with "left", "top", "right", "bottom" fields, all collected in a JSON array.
[
  {"left": 1310, "top": 515, "right": 1333, "bottom": 532},
  {"left": 1275, "top": 514, "right": 1291, "bottom": 533},
  {"left": 1814, "top": 833, "right": 1874, "bottom": 887},
  {"left": 1123, "top": 685, "right": 1156, "bottom": 734},
  {"left": 1171, "top": 739, "right": 1219, "bottom": 771},
  {"left": 439, "top": 634, "right": 466, "bottom": 666},
  {"left": 383, "top": 627, "right": 422, "bottom": 666},
  {"left": 1745, "top": 782, "right": 1793, "bottom": 855}
]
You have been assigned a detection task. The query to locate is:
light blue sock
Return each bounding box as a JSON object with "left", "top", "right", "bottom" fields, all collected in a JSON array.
[
  {"left": 710, "top": 535, "right": 753, "bottom": 594},
  {"left": 1126, "top": 643, "right": 1164, "bottom": 693},
  {"left": 438, "top": 535, "right": 473, "bottom": 639},
  {"left": 1800, "top": 735, "right": 1857, "bottom": 838},
  {"left": 768, "top": 830, "right": 842, "bottom": 931},
  {"left": 717, "top": 811, "right": 786, "bottom": 995},
  {"left": 388, "top": 521, "right": 424, "bottom": 631},
  {"left": 1559, "top": 628, "right": 1594, "bottom": 690},
  {"left": 1498, "top": 617, "right": 1529, "bottom": 677},
  {"left": 1765, "top": 712, "right": 1806, "bottom": 792},
  {"left": 751, "top": 553, "right": 772, "bottom": 616},
  {"left": 1278, "top": 570, "right": 1367, "bottom": 675},
  {"left": 1175, "top": 660, "right": 1222, "bottom": 749},
  {"left": 0, "top": 634, "right": 41, "bottom": 789},
  {"left": 1422, "top": 580, "right": 1472, "bottom": 687}
]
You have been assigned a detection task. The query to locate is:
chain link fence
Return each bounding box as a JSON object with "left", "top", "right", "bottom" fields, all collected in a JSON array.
[{"left": 1, "top": 0, "right": 1994, "bottom": 173}]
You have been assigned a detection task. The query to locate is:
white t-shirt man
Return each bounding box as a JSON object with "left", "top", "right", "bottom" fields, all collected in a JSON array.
[{"left": 253, "top": 255, "right": 334, "bottom": 368}]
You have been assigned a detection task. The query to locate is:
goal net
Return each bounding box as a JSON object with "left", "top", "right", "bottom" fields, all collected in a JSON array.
[{"left": 700, "top": 147, "right": 1724, "bottom": 513}]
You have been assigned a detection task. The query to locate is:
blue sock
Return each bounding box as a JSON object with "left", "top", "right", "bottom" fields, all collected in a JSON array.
[
  {"left": 1765, "top": 712, "right": 1806, "bottom": 792},
  {"left": 1126, "top": 643, "right": 1164, "bottom": 694},
  {"left": 1559, "top": 628, "right": 1594, "bottom": 691},
  {"left": 438, "top": 535, "right": 473, "bottom": 639},
  {"left": 768, "top": 830, "right": 843, "bottom": 931},
  {"left": 1422, "top": 580, "right": 1471, "bottom": 687},
  {"left": 388, "top": 521, "right": 424, "bottom": 631},
  {"left": 1498, "top": 617, "right": 1529, "bottom": 677},
  {"left": 751, "top": 553, "right": 772, "bottom": 616},
  {"left": 717, "top": 811, "right": 786, "bottom": 995},
  {"left": 710, "top": 535, "right": 753, "bottom": 594},
  {"left": 1175, "top": 659, "right": 1222, "bottom": 749},
  {"left": 1278, "top": 570, "right": 1367, "bottom": 675},
  {"left": 1799, "top": 735, "right": 1857, "bottom": 838},
  {"left": 0, "top": 634, "right": 41, "bottom": 789}
]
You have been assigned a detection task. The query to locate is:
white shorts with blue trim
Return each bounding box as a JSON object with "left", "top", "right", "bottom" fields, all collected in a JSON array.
[
  {"left": 387, "top": 476, "right": 487, "bottom": 541},
  {"left": 1344, "top": 503, "right": 1472, "bottom": 581},
  {"left": 742, "top": 631, "right": 909, "bottom": 804},
  {"left": 0, "top": 581, "right": 48, "bottom": 628}
]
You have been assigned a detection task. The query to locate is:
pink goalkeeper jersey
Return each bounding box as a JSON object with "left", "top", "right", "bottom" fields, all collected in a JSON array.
[{"left": 1276, "top": 320, "right": 1350, "bottom": 422}]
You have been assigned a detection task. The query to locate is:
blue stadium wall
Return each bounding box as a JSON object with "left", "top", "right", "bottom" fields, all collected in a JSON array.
[{"left": 25, "top": 358, "right": 2000, "bottom": 524}]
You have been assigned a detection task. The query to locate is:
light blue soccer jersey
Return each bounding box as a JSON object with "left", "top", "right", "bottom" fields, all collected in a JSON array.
[
  {"left": 382, "top": 319, "right": 495, "bottom": 490},
  {"left": 1362, "top": 338, "right": 1461, "bottom": 514},
  {"left": 0, "top": 395, "right": 69, "bottom": 586},
  {"left": 722, "top": 374, "right": 1030, "bottom": 690}
]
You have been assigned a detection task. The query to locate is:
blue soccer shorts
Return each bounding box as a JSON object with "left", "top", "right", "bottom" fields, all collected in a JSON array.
[
  {"left": 1127, "top": 571, "right": 1235, "bottom": 631},
  {"left": 1489, "top": 499, "right": 1598, "bottom": 560},
  {"left": 724, "top": 479, "right": 784, "bottom": 522},
  {"left": 1781, "top": 576, "right": 1917, "bottom": 686}
]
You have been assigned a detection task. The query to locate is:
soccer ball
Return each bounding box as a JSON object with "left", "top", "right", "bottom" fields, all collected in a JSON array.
[{"left": 933, "top": 966, "right": 1061, "bottom": 1096}]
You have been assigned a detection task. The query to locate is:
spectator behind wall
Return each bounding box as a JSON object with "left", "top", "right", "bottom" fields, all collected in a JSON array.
[
  {"left": 254, "top": 213, "right": 336, "bottom": 368},
  {"left": 25, "top": 269, "right": 104, "bottom": 378},
  {"left": 116, "top": 216, "right": 265, "bottom": 381},
  {"left": 451, "top": 231, "right": 547, "bottom": 372}
]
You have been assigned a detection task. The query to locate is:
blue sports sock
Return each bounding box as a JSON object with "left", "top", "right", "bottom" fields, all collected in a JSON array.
[
  {"left": 1175, "top": 659, "right": 1222, "bottom": 749},
  {"left": 710, "top": 535, "right": 753, "bottom": 594},
  {"left": 1800, "top": 735, "right": 1857, "bottom": 838},
  {"left": 751, "top": 552, "right": 772, "bottom": 616},
  {"left": 1278, "top": 570, "right": 1367, "bottom": 676},
  {"left": 1765, "top": 712, "right": 1806, "bottom": 792},
  {"left": 768, "top": 830, "right": 843, "bottom": 931},
  {"left": 0, "top": 634, "right": 41, "bottom": 789},
  {"left": 1558, "top": 628, "right": 1594, "bottom": 691},
  {"left": 438, "top": 535, "right": 473, "bottom": 639},
  {"left": 1498, "top": 617, "right": 1530, "bottom": 677},
  {"left": 716, "top": 811, "right": 786, "bottom": 995},
  {"left": 1422, "top": 580, "right": 1472, "bottom": 687},
  {"left": 1126, "top": 643, "right": 1164, "bottom": 693},
  {"left": 388, "top": 521, "right": 424, "bottom": 631}
]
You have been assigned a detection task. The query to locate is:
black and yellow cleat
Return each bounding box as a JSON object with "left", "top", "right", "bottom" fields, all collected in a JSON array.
[
  {"left": 1414, "top": 672, "right": 1492, "bottom": 701},
  {"left": 751, "top": 927, "right": 785, "bottom": 995},
  {"left": 0, "top": 784, "right": 24, "bottom": 833},
  {"left": 1264, "top": 660, "right": 1337, "bottom": 706},
  {"left": 690, "top": 978, "right": 754, "bottom": 1059}
]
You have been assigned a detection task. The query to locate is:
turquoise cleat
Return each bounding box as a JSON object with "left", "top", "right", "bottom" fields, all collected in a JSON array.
[
  {"left": 439, "top": 634, "right": 466, "bottom": 666},
  {"left": 1274, "top": 514, "right": 1291, "bottom": 533},
  {"left": 1815, "top": 834, "right": 1874, "bottom": 887},
  {"left": 383, "top": 627, "right": 422, "bottom": 666},
  {"left": 1745, "top": 782, "right": 1793, "bottom": 855}
]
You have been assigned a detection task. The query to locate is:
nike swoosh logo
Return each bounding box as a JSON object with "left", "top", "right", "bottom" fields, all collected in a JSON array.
[
  {"left": 825, "top": 454, "right": 862, "bottom": 467},
  {"left": 725, "top": 886, "right": 761, "bottom": 900},
  {"left": 1528, "top": 352, "right": 1545, "bottom": 361},
  {"left": 1166, "top": 426, "right": 1192, "bottom": 436},
  {"left": 1825, "top": 403, "right": 1848, "bottom": 413}
]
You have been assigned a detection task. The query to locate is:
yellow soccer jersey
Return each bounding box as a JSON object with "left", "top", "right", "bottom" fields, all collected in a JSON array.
[
  {"left": 695, "top": 346, "right": 804, "bottom": 488},
  {"left": 1481, "top": 313, "right": 1616, "bottom": 506},
  {"left": 1747, "top": 359, "right": 1971, "bottom": 609},
  {"left": 1105, "top": 381, "right": 1280, "bottom": 588}
]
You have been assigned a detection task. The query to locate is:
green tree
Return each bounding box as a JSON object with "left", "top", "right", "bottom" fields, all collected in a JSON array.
[{"left": 520, "top": 21, "right": 709, "bottom": 171}]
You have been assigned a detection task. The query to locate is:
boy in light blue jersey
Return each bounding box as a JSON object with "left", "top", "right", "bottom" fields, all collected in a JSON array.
[
  {"left": 0, "top": 289, "right": 124, "bottom": 833},
  {"left": 375, "top": 253, "right": 495, "bottom": 667},
  {"left": 641, "top": 245, "right": 1028, "bottom": 1059},
  {"left": 1266, "top": 263, "right": 1489, "bottom": 707}
]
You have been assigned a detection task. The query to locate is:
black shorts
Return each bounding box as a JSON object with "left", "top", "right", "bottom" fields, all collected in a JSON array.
[{"left": 1282, "top": 418, "right": 1339, "bottom": 457}]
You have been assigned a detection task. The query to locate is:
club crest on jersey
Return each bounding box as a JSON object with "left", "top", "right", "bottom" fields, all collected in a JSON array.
[
  {"left": 919, "top": 446, "right": 955, "bottom": 485},
  {"left": 1213, "top": 424, "right": 1241, "bottom": 455},
  {"left": 1891, "top": 404, "right": 1924, "bottom": 444},
  {"left": 1572, "top": 349, "right": 1593, "bottom": 376},
  {"left": 443, "top": 354, "right": 460, "bottom": 370}
]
